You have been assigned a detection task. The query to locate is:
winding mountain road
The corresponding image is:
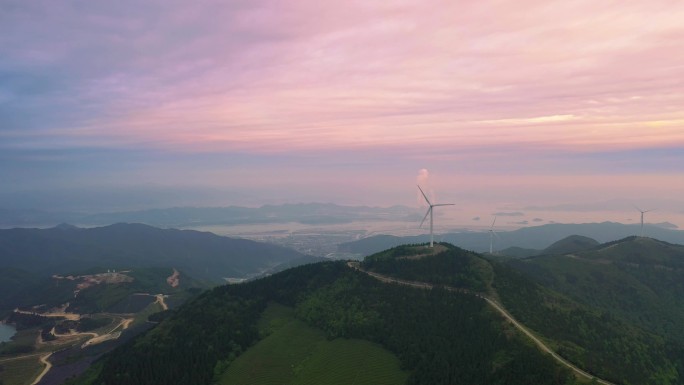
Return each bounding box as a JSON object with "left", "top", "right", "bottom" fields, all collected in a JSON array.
[
  {"left": 347, "top": 261, "right": 616, "bottom": 385},
  {"left": 30, "top": 353, "right": 52, "bottom": 385}
]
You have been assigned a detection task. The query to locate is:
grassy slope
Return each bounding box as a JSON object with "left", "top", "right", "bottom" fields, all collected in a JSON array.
[
  {"left": 0, "top": 355, "right": 45, "bottom": 385},
  {"left": 218, "top": 303, "right": 407, "bottom": 385},
  {"left": 0, "top": 329, "right": 44, "bottom": 385}
]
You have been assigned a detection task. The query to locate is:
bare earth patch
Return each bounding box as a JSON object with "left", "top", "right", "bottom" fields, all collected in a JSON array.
[
  {"left": 53, "top": 271, "right": 134, "bottom": 297},
  {"left": 166, "top": 268, "right": 180, "bottom": 287}
]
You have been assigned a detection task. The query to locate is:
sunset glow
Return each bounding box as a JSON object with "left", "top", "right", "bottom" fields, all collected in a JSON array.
[{"left": 2, "top": 0, "right": 683, "bottom": 226}]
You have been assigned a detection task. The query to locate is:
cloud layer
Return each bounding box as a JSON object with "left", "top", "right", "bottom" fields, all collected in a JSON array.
[{"left": 1, "top": 0, "right": 683, "bottom": 220}]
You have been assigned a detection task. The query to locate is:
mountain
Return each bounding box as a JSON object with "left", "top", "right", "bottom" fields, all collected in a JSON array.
[
  {"left": 0, "top": 208, "right": 83, "bottom": 227},
  {"left": 360, "top": 243, "right": 682, "bottom": 385},
  {"left": 498, "top": 235, "right": 598, "bottom": 258},
  {"left": 507, "top": 236, "right": 684, "bottom": 344},
  {"left": 0, "top": 223, "right": 307, "bottom": 282},
  {"left": 68, "top": 260, "right": 574, "bottom": 385},
  {"left": 540, "top": 235, "right": 599, "bottom": 255},
  {"left": 68, "top": 242, "right": 684, "bottom": 385},
  {"left": 339, "top": 221, "right": 684, "bottom": 256},
  {"left": 0, "top": 267, "right": 42, "bottom": 314}
]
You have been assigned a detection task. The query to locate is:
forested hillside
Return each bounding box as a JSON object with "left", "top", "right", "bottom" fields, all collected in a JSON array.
[
  {"left": 69, "top": 261, "right": 572, "bottom": 385},
  {"left": 506, "top": 236, "right": 684, "bottom": 383},
  {"left": 363, "top": 242, "right": 682, "bottom": 385},
  {"left": 66, "top": 239, "right": 684, "bottom": 385}
]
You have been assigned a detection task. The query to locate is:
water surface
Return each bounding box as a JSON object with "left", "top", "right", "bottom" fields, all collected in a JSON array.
[{"left": 0, "top": 323, "right": 16, "bottom": 343}]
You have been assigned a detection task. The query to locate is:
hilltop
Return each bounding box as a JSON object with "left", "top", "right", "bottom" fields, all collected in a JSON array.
[
  {"left": 498, "top": 235, "right": 600, "bottom": 257},
  {"left": 540, "top": 235, "right": 599, "bottom": 255}
]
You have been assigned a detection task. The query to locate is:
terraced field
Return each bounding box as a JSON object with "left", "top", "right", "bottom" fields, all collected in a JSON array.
[{"left": 217, "top": 303, "right": 407, "bottom": 385}]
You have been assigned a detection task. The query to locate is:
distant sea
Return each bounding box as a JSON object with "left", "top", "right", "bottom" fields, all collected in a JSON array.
[{"left": 0, "top": 322, "right": 16, "bottom": 342}]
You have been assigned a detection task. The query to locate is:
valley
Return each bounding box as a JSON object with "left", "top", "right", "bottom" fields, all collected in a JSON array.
[{"left": 0, "top": 266, "right": 204, "bottom": 385}]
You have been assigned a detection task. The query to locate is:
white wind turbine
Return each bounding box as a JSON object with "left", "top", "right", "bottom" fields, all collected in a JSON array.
[
  {"left": 488, "top": 216, "right": 499, "bottom": 254},
  {"left": 418, "top": 185, "right": 454, "bottom": 248},
  {"left": 635, "top": 206, "right": 655, "bottom": 237}
]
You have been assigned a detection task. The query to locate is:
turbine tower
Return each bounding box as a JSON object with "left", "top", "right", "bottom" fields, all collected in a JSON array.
[
  {"left": 488, "top": 216, "right": 499, "bottom": 254},
  {"left": 635, "top": 206, "right": 655, "bottom": 237},
  {"left": 418, "top": 185, "right": 454, "bottom": 248}
]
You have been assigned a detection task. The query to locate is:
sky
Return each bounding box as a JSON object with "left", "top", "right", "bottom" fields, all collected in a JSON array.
[{"left": 2, "top": 0, "right": 684, "bottom": 227}]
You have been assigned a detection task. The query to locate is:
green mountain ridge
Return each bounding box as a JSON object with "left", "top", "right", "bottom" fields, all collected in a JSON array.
[
  {"left": 68, "top": 258, "right": 575, "bottom": 385},
  {"left": 67, "top": 239, "right": 684, "bottom": 385},
  {"left": 508, "top": 236, "right": 684, "bottom": 346}
]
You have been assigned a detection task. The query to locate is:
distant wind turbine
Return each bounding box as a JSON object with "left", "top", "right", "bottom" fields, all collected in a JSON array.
[
  {"left": 635, "top": 206, "right": 655, "bottom": 237},
  {"left": 488, "top": 216, "right": 499, "bottom": 254},
  {"left": 418, "top": 185, "right": 454, "bottom": 248}
]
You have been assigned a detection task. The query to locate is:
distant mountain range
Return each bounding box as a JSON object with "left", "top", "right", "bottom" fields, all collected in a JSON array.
[
  {"left": 339, "top": 221, "right": 684, "bottom": 256},
  {"left": 498, "top": 234, "right": 600, "bottom": 257},
  {"left": 0, "top": 204, "right": 421, "bottom": 228},
  {"left": 0, "top": 223, "right": 308, "bottom": 282}
]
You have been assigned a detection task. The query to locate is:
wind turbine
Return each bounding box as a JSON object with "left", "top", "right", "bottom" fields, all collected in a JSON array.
[
  {"left": 488, "top": 216, "right": 499, "bottom": 254},
  {"left": 635, "top": 206, "right": 655, "bottom": 237},
  {"left": 418, "top": 185, "right": 454, "bottom": 248}
]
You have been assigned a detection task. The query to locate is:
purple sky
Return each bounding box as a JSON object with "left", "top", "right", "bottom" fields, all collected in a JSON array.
[{"left": 2, "top": 0, "right": 684, "bottom": 227}]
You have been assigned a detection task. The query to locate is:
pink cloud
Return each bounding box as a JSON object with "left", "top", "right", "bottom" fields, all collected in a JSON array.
[{"left": 3, "top": 0, "right": 684, "bottom": 157}]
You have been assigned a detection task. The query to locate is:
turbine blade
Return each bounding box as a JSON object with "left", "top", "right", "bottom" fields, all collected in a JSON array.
[
  {"left": 645, "top": 208, "right": 656, "bottom": 213},
  {"left": 493, "top": 230, "right": 501, "bottom": 240},
  {"left": 432, "top": 203, "right": 455, "bottom": 207},
  {"left": 419, "top": 207, "right": 431, "bottom": 228},
  {"left": 417, "top": 185, "right": 431, "bottom": 205},
  {"left": 634, "top": 205, "right": 643, "bottom": 213},
  {"left": 491, "top": 216, "right": 497, "bottom": 228}
]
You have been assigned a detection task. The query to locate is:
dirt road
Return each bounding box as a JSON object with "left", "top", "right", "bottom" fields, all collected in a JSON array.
[
  {"left": 13, "top": 309, "right": 80, "bottom": 321},
  {"left": 347, "top": 261, "right": 615, "bottom": 385},
  {"left": 81, "top": 316, "right": 133, "bottom": 348},
  {"left": 155, "top": 294, "right": 169, "bottom": 311},
  {"left": 30, "top": 353, "right": 52, "bottom": 385}
]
